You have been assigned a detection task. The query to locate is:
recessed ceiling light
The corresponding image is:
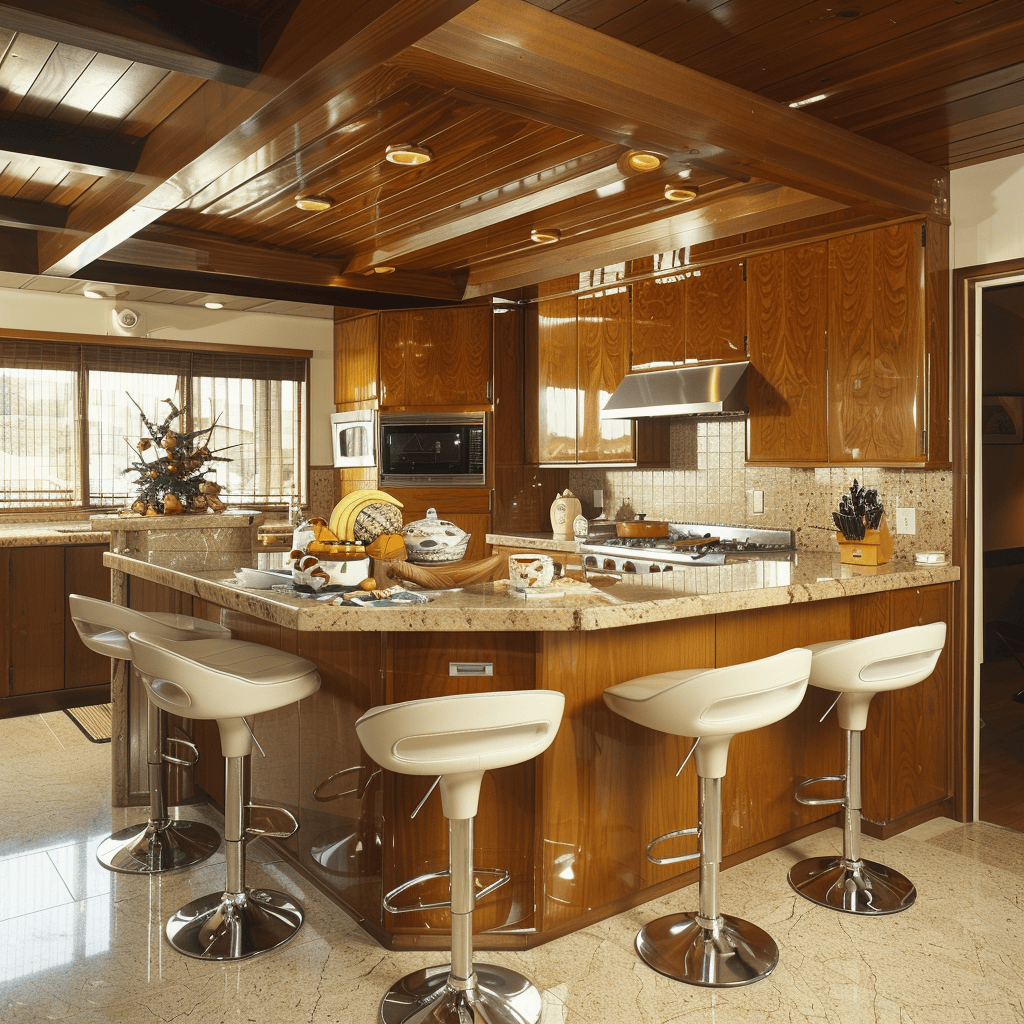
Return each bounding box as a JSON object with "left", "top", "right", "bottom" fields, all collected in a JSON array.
[
  {"left": 294, "top": 194, "right": 335, "bottom": 212},
  {"left": 372, "top": 266, "right": 396, "bottom": 274},
  {"left": 530, "top": 228, "right": 561, "bottom": 244},
  {"left": 624, "top": 150, "right": 664, "bottom": 172},
  {"left": 664, "top": 183, "right": 699, "bottom": 202},
  {"left": 384, "top": 144, "right": 433, "bottom": 166},
  {"left": 204, "top": 301, "right": 225, "bottom": 309}
]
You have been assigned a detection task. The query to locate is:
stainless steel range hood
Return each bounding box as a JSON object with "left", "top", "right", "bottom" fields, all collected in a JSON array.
[{"left": 601, "top": 360, "right": 750, "bottom": 419}]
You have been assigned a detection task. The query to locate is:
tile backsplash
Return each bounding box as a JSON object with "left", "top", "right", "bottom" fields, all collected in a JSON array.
[{"left": 569, "top": 418, "right": 952, "bottom": 560}]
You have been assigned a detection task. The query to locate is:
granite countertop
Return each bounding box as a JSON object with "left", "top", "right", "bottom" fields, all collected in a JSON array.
[
  {"left": 104, "top": 550, "right": 959, "bottom": 633},
  {"left": 486, "top": 532, "right": 580, "bottom": 553},
  {"left": 0, "top": 521, "right": 110, "bottom": 547}
]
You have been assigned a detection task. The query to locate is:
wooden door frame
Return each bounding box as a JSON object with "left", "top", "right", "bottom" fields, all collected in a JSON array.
[{"left": 952, "top": 255, "right": 1024, "bottom": 821}]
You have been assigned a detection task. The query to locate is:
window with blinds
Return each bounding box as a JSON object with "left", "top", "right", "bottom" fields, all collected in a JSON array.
[{"left": 0, "top": 340, "right": 308, "bottom": 511}]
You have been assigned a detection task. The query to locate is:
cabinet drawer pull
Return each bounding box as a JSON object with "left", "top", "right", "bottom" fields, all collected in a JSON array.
[{"left": 449, "top": 662, "right": 493, "bottom": 676}]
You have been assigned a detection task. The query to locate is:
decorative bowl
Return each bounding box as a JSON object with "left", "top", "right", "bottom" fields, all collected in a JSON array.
[{"left": 402, "top": 508, "right": 470, "bottom": 564}]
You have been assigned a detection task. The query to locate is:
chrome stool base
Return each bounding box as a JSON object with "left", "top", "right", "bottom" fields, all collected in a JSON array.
[
  {"left": 788, "top": 856, "right": 916, "bottom": 915},
  {"left": 96, "top": 819, "right": 220, "bottom": 875},
  {"left": 165, "top": 888, "right": 304, "bottom": 961},
  {"left": 636, "top": 912, "right": 779, "bottom": 988},
  {"left": 379, "top": 963, "right": 544, "bottom": 1024}
]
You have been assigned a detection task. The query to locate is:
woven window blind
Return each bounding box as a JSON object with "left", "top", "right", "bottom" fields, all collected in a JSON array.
[{"left": 0, "top": 340, "right": 309, "bottom": 511}]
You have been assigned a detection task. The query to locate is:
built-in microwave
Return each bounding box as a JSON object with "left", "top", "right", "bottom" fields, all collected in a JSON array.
[
  {"left": 330, "top": 410, "right": 377, "bottom": 469},
  {"left": 379, "top": 413, "right": 486, "bottom": 486}
]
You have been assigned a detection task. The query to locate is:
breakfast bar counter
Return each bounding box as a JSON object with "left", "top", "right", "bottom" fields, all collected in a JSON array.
[{"left": 105, "top": 550, "right": 959, "bottom": 951}]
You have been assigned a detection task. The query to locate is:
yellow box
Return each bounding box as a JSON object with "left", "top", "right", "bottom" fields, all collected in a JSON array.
[{"left": 835, "top": 514, "right": 893, "bottom": 566}]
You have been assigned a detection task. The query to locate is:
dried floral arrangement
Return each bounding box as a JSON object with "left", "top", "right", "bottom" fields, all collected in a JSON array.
[{"left": 124, "top": 397, "right": 233, "bottom": 515}]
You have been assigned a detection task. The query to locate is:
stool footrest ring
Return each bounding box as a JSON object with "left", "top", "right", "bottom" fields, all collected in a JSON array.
[
  {"left": 383, "top": 867, "right": 510, "bottom": 915},
  {"left": 794, "top": 774, "right": 846, "bottom": 807},
  {"left": 163, "top": 736, "right": 200, "bottom": 768},
  {"left": 646, "top": 826, "right": 700, "bottom": 866},
  {"left": 245, "top": 803, "right": 299, "bottom": 840}
]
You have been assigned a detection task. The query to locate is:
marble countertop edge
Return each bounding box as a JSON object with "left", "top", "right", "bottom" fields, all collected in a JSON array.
[{"left": 103, "top": 552, "right": 959, "bottom": 633}]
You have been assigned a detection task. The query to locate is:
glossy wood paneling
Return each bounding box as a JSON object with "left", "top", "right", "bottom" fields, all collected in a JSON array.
[
  {"left": 529, "top": 277, "right": 579, "bottom": 463},
  {"left": 576, "top": 284, "right": 633, "bottom": 463},
  {"left": 630, "top": 264, "right": 686, "bottom": 368},
  {"left": 866, "top": 585, "right": 953, "bottom": 824},
  {"left": 746, "top": 242, "right": 828, "bottom": 464},
  {"left": 333, "top": 311, "right": 379, "bottom": 408},
  {"left": 380, "top": 306, "right": 492, "bottom": 409},
  {"left": 827, "top": 222, "right": 925, "bottom": 464},
  {"left": 63, "top": 544, "right": 111, "bottom": 689},
  {"left": 0, "top": 551, "right": 8, "bottom": 698},
  {"left": 8, "top": 547, "right": 64, "bottom": 695},
  {"left": 686, "top": 260, "right": 746, "bottom": 362},
  {"left": 491, "top": 306, "right": 525, "bottom": 468},
  {"left": 386, "top": 631, "right": 537, "bottom": 935}
]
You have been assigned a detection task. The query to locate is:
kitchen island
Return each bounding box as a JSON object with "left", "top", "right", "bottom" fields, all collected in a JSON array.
[{"left": 105, "top": 549, "right": 958, "bottom": 950}]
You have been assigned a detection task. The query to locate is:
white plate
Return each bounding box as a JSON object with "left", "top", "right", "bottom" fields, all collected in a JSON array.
[{"left": 233, "top": 567, "right": 294, "bottom": 589}]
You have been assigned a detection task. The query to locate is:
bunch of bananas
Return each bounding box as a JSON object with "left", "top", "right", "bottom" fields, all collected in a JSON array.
[{"left": 328, "top": 489, "right": 404, "bottom": 542}]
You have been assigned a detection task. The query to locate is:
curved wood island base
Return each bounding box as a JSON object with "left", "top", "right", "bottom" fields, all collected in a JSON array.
[{"left": 104, "top": 552, "right": 957, "bottom": 951}]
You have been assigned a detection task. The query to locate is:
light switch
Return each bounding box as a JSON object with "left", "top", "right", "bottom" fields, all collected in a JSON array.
[{"left": 752, "top": 490, "right": 765, "bottom": 514}]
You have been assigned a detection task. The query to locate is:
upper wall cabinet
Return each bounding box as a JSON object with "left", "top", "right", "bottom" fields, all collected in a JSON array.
[
  {"left": 527, "top": 278, "right": 634, "bottom": 465},
  {"left": 380, "top": 307, "right": 492, "bottom": 410},
  {"left": 334, "top": 312, "right": 379, "bottom": 408},
  {"left": 630, "top": 260, "right": 746, "bottom": 368},
  {"left": 827, "top": 221, "right": 949, "bottom": 466},
  {"left": 747, "top": 243, "right": 829, "bottom": 464},
  {"left": 747, "top": 220, "right": 949, "bottom": 468}
]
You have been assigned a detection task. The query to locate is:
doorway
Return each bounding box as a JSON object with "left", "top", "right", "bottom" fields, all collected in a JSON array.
[{"left": 954, "top": 259, "right": 1024, "bottom": 831}]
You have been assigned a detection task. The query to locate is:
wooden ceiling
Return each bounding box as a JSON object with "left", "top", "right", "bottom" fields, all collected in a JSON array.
[{"left": 0, "top": 0, "right": 1020, "bottom": 309}]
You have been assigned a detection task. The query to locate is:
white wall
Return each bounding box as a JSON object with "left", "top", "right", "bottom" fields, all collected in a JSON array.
[
  {"left": 951, "top": 152, "right": 1024, "bottom": 269},
  {"left": 0, "top": 289, "right": 335, "bottom": 465}
]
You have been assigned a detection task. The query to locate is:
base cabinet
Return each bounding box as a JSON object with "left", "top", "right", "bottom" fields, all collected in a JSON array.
[
  {"left": 1, "top": 544, "right": 111, "bottom": 717},
  {"left": 150, "top": 581, "right": 956, "bottom": 951}
]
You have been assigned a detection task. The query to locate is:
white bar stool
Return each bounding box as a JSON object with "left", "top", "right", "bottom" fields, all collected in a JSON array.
[
  {"left": 355, "top": 689, "right": 564, "bottom": 1024},
  {"left": 68, "top": 594, "right": 227, "bottom": 874},
  {"left": 127, "top": 630, "right": 320, "bottom": 960},
  {"left": 789, "top": 621, "right": 947, "bottom": 915},
  {"left": 604, "top": 648, "right": 812, "bottom": 988}
]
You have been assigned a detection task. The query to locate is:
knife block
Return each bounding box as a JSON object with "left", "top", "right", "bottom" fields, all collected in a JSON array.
[{"left": 835, "top": 514, "right": 894, "bottom": 566}]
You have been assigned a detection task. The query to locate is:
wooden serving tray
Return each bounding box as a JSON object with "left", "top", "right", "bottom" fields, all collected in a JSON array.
[{"left": 384, "top": 554, "right": 507, "bottom": 589}]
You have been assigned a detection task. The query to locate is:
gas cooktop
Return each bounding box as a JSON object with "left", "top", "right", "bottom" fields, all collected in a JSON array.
[{"left": 578, "top": 522, "right": 795, "bottom": 573}]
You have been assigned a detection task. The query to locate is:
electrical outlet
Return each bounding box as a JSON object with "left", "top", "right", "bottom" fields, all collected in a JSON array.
[
  {"left": 752, "top": 490, "right": 765, "bottom": 514},
  {"left": 593, "top": 489, "right": 604, "bottom": 509},
  {"left": 896, "top": 507, "right": 916, "bottom": 535}
]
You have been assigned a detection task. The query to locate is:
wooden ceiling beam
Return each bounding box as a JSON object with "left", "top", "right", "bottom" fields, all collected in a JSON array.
[
  {"left": 408, "top": 0, "right": 949, "bottom": 222},
  {"left": 106, "top": 227, "right": 467, "bottom": 302},
  {"left": 462, "top": 183, "right": 847, "bottom": 298},
  {"left": 0, "top": 116, "right": 143, "bottom": 177},
  {"left": 0, "top": 196, "right": 66, "bottom": 232},
  {"left": 79, "top": 260, "right": 458, "bottom": 311},
  {"left": 0, "top": 0, "right": 260, "bottom": 87},
  {"left": 36, "top": 0, "right": 480, "bottom": 278}
]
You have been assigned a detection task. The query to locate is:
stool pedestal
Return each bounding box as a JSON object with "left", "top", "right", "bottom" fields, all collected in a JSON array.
[
  {"left": 789, "top": 730, "right": 916, "bottom": 915},
  {"left": 378, "top": 817, "right": 543, "bottom": 1024},
  {"left": 638, "top": 777, "right": 779, "bottom": 987},
  {"left": 166, "top": 751, "right": 304, "bottom": 961},
  {"left": 97, "top": 701, "right": 219, "bottom": 874}
]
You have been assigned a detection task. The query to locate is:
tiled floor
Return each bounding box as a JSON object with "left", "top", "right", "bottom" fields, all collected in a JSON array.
[{"left": 2, "top": 711, "right": 1023, "bottom": 1024}]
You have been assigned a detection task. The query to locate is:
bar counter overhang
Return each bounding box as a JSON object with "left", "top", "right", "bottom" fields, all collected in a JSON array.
[{"left": 104, "top": 550, "right": 959, "bottom": 950}]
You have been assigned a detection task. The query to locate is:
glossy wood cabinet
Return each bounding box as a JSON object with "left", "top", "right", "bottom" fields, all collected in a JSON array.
[
  {"left": 0, "top": 543, "right": 111, "bottom": 717},
  {"left": 527, "top": 276, "right": 635, "bottom": 465},
  {"left": 746, "top": 242, "right": 829, "bottom": 464},
  {"left": 577, "top": 285, "right": 633, "bottom": 463},
  {"left": 334, "top": 311, "right": 379, "bottom": 408},
  {"left": 630, "top": 260, "right": 746, "bottom": 368},
  {"left": 380, "top": 306, "right": 492, "bottom": 410},
  {"left": 747, "top": 220, "right": 949, "bottom": 468},
  {"left": 827, "top": 221, "right": 949, "bottom": 465}
]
